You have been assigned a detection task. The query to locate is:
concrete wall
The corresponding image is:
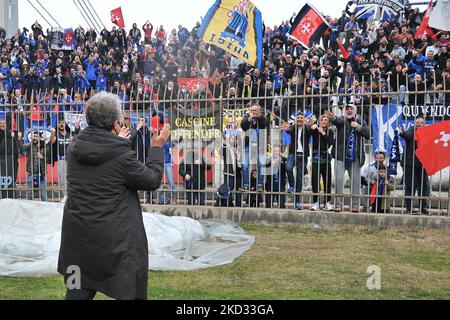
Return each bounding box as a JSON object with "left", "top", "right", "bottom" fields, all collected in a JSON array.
[{"left": 142, "top": 205, "right": 450, "bottom": 230}]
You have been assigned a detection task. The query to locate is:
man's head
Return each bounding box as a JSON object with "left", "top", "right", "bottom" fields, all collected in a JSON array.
[
  {"left": 345, "top": 105, "right": 357, "bottom": 119},
  {"left": 249, "top": 104, "right": 262, "bottom": 118},
  {"left": 296, "top": 111, "right": 304, "bottom": 127},
  {"left": 427, "top": 50, "right": 434, "bottom": 60},
  {"left": 375, "top": 152, "right": 386, "bottom": 164},
  {"left": 0, "top": 119, "right": 6, "bottom": 131},
  {"left": 415, "top": 116, "right": 425, "bottom": 129},
  {"left": 244, "top": 74, "right": 251, "bottom": 85},
  {"left": 86, "top": 92, "right": 123, "bottom": 135},
  {"left": 58, "top": 119, "right": 66, "bottom": 132},
  {"left": 32, "top": 131, "right": 42, "bottom": 143},
  {"left": 346, "top": 64, "right": 353, "bottom": 73},
  {"left": 377, "top": 163, "right": 387, "bottom": 179}
]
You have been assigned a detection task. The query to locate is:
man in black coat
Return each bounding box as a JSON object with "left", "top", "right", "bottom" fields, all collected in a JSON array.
[
  {"left": 0, "top": 118, "right": 19, "bottom": 199},
  {"left": 327, "top": 105, "right": 370, "bottom": 212},
  {"left": 398, "top": 117, "right": 430, "bottom": 215},
  {"left": 282, "top": 111, "right": 312, "bottom": 210},
  {"left": 58, "top": 92, "right": 170, "bottom": 300},
  {"left": 179, "top": 149, "right": 212, "bottom": 206},
  {"left": 239, "top": 104, "right": 268, "bottom": 193}
]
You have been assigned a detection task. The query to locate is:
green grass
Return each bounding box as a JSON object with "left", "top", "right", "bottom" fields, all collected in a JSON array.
[{"left": 1, "top": 224, "right": 450, "bottom": 300}]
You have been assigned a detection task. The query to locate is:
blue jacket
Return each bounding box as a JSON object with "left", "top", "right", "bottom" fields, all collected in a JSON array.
[
  {"left": 74, "top": 73, "right": 91, "bottom": 93},
  {"left": 163, "top": 141, "right": 171, "bottom": 164},
  {"left": 96, "top": 74, "right": 107, "bottom": 91},
  {"left": 84, "top": 58, "right": 99, "bottom": 81},
  {"left": 0, "top": 66, "right": 11, "bottom": 88},
  {"left": 407, "top": 55, "right": 426, "bottom": 79}
]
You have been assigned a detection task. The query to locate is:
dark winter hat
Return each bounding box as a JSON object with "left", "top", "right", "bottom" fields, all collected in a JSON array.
[{"left": 217, "top": 183, "right": 231, "bottom": 200}]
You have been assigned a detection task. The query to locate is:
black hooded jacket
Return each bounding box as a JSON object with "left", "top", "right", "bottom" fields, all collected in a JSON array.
[{"left": 58, "top": 126, "right": 164, "bottom": 300}]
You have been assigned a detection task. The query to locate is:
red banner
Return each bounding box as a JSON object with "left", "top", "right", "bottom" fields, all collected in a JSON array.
[
  {"left": 415, "top": 120, "right": 450, "bottom": 176},
  {"left": 288, "top": 3, "right": 329, "bottom": 49},
  {"left": 111, "top": 7, "right": 125, "bottom": 28},
  {"left": 177, "top": 78, "right": 209, "bottom": 93}
]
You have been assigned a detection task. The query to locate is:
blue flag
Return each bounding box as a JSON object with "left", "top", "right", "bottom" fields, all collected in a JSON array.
[{"left": 372, "top": 104, "right": 404, "bottom": 155}]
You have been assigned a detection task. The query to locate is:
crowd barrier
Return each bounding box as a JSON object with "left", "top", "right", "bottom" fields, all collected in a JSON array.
[{"left": 0, "top": 80, "right": 449, "bottom": 216}]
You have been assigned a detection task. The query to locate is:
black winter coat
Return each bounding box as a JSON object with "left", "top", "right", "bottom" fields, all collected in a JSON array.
[
  {"left": 288, "top": 124, "right": 312, "bottom": 158},
  {"left": 331, "top": 116, "right": 370, "bottom": 165},
  {"left": 400, "top": 127, "right": 423, "bottom": 168},
  {"left": 179, "top": 153, "right": 211, "bottom": 190},
  {"left": 57, "top": 126, "right": 164, "bottom": 300}
]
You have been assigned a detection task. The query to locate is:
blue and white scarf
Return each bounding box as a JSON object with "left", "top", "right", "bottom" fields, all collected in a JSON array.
[{"left": 345, "top": 127, "right": 357, "bottom": 169}]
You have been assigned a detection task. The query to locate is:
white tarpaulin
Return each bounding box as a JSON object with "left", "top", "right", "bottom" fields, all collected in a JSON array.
[{"left": 0, "top": 200, "right": 254, "bottom": 277}]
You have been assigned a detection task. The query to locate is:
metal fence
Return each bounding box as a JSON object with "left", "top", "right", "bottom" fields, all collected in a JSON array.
[{"left": 0, "top": 78, "right": 449, "bottom": 216}]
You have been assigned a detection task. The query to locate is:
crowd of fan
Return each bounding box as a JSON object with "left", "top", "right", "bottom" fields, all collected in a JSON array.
[
  {"left": 0, "top": 6, "right": 448, "bottom": 109},
  {"left": 0, "top": 6, "right": 449, "bottom": 214}
]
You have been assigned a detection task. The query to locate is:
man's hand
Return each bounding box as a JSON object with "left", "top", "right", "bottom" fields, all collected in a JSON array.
[
  {"left": 351, "top": 121, "right": 358, "bottom": 128},
  {"left": 136, "top": 118, "right": 145, "bottom": 131},
  {"left": 11, "top": 131, "right": 15, "bottom": 139},
  {"left": 311, "top": 124, "right": 318, "bottom": 131},
  {"left": 318, "top": 127, "right": 326, "bottom": 135},
  {"left": 50, "top": 128, "right": 56, "bottom": 136},
  {"left": 37, "top": 152, "right": 44, "bottom": 160},
  {"left": 325, "top": 111, "right": 334, "bottom": 120},
  {"left": 119, "top": 126, "right": 131, "bottom": 140},
  {"left": 397, "top": 125, "right": 403, "bottom": 134},
  {"left": 280, "top": 122, "right": 290, "bottom": 131},
  {"left": 185, "top": 174, "right": 191, "bottom": 181},
  {"left": 75, "top": 115, "right": 81, "bottom": 128},
  {"left": 151, "top": 124, "right": 171, "bottom": 148}
]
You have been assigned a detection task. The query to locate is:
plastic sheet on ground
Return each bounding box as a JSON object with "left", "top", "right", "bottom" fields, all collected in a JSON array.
[{"left": 0, "top": 199, "right": 255, "bottom": 277}]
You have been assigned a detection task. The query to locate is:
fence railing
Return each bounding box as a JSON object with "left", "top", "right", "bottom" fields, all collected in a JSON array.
[{"left": 0, "top": 84, "right": 449, "bottom": 216}]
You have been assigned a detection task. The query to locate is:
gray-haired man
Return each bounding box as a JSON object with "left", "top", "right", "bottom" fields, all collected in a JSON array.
[
  {"left": 58, "top": 92, "right": 170, "bottom": 300},
  {"left": 326, "top": 105, "right": 370, "bottom": 213}
]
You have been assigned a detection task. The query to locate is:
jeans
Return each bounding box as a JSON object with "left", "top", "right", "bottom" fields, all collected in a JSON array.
[
  {"left": 394, "top": 85, "right": 407, "bottom": 104},
  {"left": 26, "top": 174, "right": 47, "bottom": 201},
  {"left": 224, "top": 173, "right": 242, "bottom": 207},
  {"left": 187, "top": 192, "right": 205, "bottom": 206},
  {"left": 311, "top": 162, "right": 332, "bottom": 204},
  {"left": 286, "top": 154, "right": 296, "bottom": 188},
  {"left": 265, "top": 164, "right": 287, "bottom": 209},
  {"left": 338, "top": 87, "right": 347, "bottom": 105},
  {"left": 58, "top": 160, "right": 67, "bottom": 198},
  {"left": 334, "top": 160, "right": 361, "bottom": 208},
  {"left": 242, "top": 145, "right": 265, "bottom": 188},
  {"left": 404, "top": 166, "right": 430, "bottom": 212},
  {"left": 294, "top": 155, "right": 308, "bottom": 204},
  {"left": 164, "top": 163, "right": 175, "bottom": 189}
]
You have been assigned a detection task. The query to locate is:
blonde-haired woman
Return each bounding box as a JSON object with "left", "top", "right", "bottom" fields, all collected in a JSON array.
[{"left": 310, "top": 115, "right": 335, "bottom": 211}]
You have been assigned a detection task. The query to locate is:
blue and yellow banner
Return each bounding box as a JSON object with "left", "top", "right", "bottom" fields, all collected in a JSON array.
[{"left": 198, "top": 0, "right": 263, "bottom": 69}]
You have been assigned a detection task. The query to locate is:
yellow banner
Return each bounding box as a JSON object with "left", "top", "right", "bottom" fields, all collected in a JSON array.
[{"left": 198, "top": 0, "right": 263, "bottom": 69}]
